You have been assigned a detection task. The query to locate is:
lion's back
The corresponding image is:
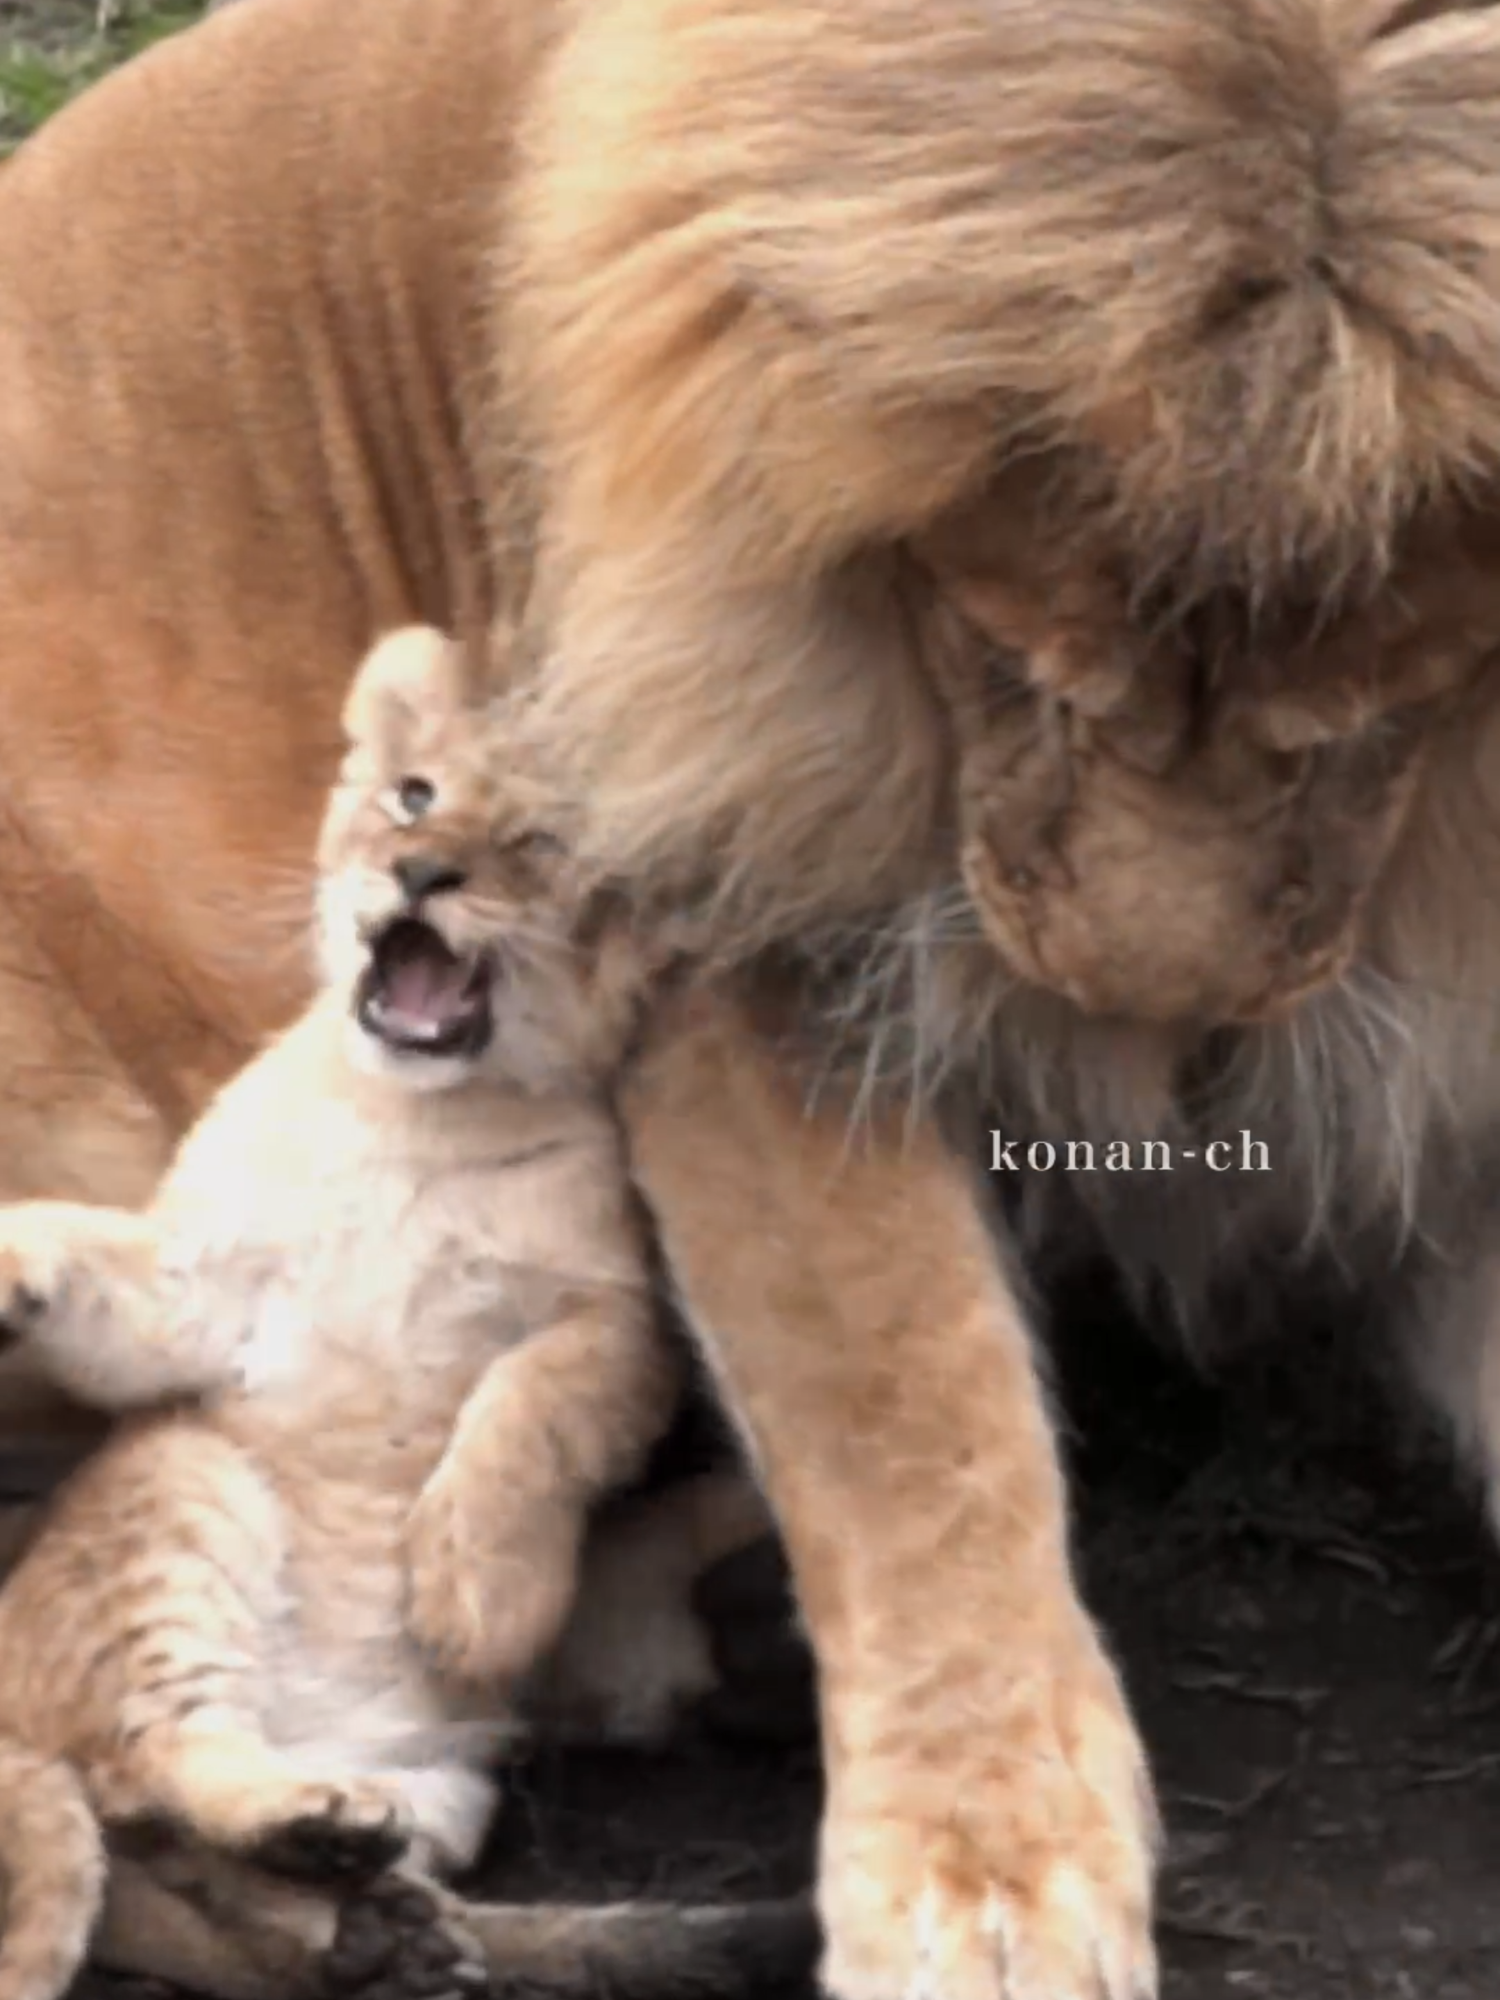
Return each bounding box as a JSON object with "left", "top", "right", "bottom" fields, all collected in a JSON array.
[{"left": 0, "top": 0, "right": 530, "bottom": 1208}]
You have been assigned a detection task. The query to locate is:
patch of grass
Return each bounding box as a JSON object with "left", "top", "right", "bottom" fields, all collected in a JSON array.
[{"left": 0, "top": 0, "right": 210, "bottom": 155}]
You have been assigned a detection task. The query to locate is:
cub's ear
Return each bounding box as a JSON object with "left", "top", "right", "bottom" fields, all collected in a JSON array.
[{"left": 341, "top": 625, "right": 468, "bottom": 750}]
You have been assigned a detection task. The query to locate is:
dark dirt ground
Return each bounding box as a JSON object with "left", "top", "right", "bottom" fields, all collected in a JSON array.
[
  {"left": 74, "top": 1281, "right": 1500, "bottom": 2000},
  {"left": 1061, "top": 1295, "right": 1500, "bottom": 2000}
]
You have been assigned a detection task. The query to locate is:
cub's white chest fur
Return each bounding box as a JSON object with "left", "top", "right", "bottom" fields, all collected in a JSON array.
[{"left": 150, "top": 995, "right": 629, "bottom": 1398}]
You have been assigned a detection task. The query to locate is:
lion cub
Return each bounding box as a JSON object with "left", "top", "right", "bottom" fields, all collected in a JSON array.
[{"left": 0, "top": 627, "right": 680, "bottom": 2000}]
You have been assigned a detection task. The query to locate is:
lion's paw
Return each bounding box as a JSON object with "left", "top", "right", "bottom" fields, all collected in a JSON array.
[
  {"left": 820, "top": 1629, "right": 1157, "bottom": 2000},
  {"left": 407, "top": 1471, "right": 583, "bottom": 1688}
]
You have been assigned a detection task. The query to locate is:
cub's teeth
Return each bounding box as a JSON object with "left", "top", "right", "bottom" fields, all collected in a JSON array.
[{"left": 364, "top": 993, "right": 446, "bottom": 1044}]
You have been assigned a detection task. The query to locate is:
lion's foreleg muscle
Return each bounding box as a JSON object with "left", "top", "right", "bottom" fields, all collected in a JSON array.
[{"left": 622, "top": 989, "right": 1158, "bottom": 2000}]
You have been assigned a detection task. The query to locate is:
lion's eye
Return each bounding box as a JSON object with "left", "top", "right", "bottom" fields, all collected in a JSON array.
[{"left": 390, "top": 775, "right": 435, "bottom": 825}]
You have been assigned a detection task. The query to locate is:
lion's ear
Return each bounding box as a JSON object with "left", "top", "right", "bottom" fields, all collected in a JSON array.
[{"left": 341, "top": 625, "right": 468, "bottom": 752}]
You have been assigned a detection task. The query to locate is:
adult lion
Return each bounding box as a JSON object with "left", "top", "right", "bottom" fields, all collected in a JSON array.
[{"left": 7, "top": 3, "right": 1500, "bottom": 2000}]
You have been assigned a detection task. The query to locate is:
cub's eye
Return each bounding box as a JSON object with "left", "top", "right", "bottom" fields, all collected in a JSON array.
[{"left": 388, "top": 775, "right": 435, "bottom": 826}]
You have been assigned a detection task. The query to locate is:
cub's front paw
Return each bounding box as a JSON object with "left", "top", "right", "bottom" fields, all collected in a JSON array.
[
  {"left": 821, "top": 1623, "right": 1157, "bottom": 2000},
  {"left": 407, "top": 1470, "right": 583, "bottom": 1688}
]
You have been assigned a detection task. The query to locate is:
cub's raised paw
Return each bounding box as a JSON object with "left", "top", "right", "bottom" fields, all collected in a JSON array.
[
  {"left": 324, "top": 1870, "right": 490, "bottom": 2000},
  {"left": 407, "top": 1470, "right": 582, "bottom": 1687},
  {"left": 252, "top": 1784, "right": 410, "bottom": 1886},
  {"left": 820, "top": 1624, "right": 1157, "bottom": 2000},
  {"left": 0, "top": 1261, "right": 53, "bottom": 1347},
  {"left": 0, "top": 1209, "right": 95, "bottom": 1353}
]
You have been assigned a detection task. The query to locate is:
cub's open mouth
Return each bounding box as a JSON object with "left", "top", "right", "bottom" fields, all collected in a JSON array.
[{"left": 355, "top": 917, "right": 494, "bottom": 1058}]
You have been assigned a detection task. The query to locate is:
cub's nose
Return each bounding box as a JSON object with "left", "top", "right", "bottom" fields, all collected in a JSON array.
[{"left": 393, "top": 855, "right": 467, "bottom": 903}]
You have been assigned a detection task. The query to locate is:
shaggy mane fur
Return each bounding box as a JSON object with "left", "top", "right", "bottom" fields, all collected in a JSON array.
[
  {"left": 507, "top": 0, "right": 1500, "bottom": 932},
  {"left": 514, "top": 0, "right": 1500, "bottom": 587},
  {"left": 502, "top": 0, "right": 1500, "bottom": 1330}
]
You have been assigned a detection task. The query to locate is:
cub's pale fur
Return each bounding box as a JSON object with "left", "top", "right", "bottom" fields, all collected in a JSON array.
[{"left": 0, "top": 627, "right": 725, "bottom": 2000}]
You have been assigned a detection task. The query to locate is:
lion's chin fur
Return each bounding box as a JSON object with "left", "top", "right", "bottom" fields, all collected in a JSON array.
[{"left": 800, "top": 682, "right": 1500, "bottom": 1345}]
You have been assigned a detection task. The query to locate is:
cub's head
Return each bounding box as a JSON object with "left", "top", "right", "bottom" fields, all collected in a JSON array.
[{"left": 317, "top": 627, "right": 648, "bottom": 1093}]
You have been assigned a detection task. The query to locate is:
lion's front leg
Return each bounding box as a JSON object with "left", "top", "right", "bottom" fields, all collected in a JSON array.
[{"left": 622, "top": 990, "right": 1158, "bottom": 2000}]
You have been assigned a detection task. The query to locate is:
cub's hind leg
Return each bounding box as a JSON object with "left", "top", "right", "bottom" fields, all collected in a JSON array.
[
  {"left": 0, "top": 1738, "right": 104, "bottom": 2000},
  {"left": 5, "top": 1423, "right": 407, "bottom": 1883},
  {"left": 534, "top": 1468, "right": 778, "bottom": 1749}
]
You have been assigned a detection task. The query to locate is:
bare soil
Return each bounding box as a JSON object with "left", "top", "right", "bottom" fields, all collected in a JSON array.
[{"left": 1064, "top": 1298, "right": 1500, "bottom": 2000}]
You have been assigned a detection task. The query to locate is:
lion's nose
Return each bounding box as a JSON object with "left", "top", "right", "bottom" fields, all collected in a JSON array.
[{"left": 393, "top": 855, "right": 467, "bottom": 903}]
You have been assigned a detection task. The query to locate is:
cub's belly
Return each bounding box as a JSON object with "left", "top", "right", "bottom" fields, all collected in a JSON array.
[
  {"left": 264, "top": 1632, "right": 516, "bottom": 1780},
  {"left": 261, "top": 1528, "right": 516, "bottom": 1778}
]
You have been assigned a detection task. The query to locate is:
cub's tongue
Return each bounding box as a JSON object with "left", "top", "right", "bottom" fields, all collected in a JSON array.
[
  {"left": 384, "top": 948, "right": 468, "bottom": 1030},
  {"left": 369, "top": 920, "right": 481, "bottom": 1040}
]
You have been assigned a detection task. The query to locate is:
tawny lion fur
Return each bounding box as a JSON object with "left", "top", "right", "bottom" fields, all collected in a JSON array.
[{"left": 5, "top": 3, "right": 1500, "bottom": 2000}]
